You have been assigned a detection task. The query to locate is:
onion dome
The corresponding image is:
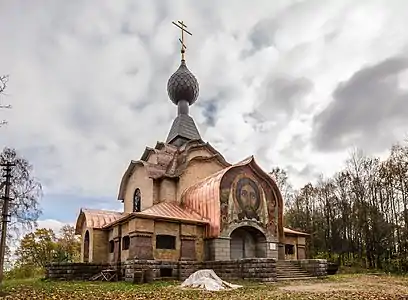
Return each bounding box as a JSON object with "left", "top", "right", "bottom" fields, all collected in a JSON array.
[{"left": 167, "top": 60, "right": 199, "bottom": 106}]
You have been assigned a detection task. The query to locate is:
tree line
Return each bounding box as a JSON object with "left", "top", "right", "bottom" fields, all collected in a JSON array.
[
  {"left": 8, "top": 225, "right": 80, "bottom": 279},
  {"left": 274, "top": 141, "right": 408, "bottom": 273},
  {"left": 0, "top": 146, "right": 80, "bottom": 279}
]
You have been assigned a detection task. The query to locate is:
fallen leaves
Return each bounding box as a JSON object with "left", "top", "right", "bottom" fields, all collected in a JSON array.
[{"left": 1, "top": 274, "right": 408, "bottom": 300}]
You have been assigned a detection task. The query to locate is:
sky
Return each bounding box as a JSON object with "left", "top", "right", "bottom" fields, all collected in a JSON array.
[{"left": 1, "top": 0, "right": 408, "bottom": 234}]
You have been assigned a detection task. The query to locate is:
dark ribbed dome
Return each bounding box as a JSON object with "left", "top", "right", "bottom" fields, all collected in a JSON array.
[{"left": 167, "top": 60, "right": 199, "bottom": 105}]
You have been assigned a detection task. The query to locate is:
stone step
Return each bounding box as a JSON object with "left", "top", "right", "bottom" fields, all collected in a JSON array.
[
  {"left": 274, "top": 261, "right": 315, "bottom": 280},
  {"left": 277, "top": 271, "right": 310, "bottom": 276},
  {"left": 277, "top": 276, "right": 318, "bottom": 281},
  {"left": 277, "top": 273, "right": 311, "bottom": 277},
  {"left": 277, "top": 272, "right": 311, "bottom": 276},
  {"left": 277, "top": 270, "right": 309, "bottom": 274},
  {"left": 277, "top": 275, "right": 312, "bottom": 279}
]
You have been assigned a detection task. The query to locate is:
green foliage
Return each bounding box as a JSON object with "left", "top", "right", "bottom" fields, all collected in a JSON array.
[
  {"left": 4, "top": 264, "right": 43, "bottom": 280},
  {"left": 8, "top": 225, "right": 80, "bottom": 279}
]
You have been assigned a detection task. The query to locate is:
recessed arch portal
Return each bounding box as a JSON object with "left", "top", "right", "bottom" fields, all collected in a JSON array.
[{"left": 230, "top": 226, "right": 267, "bottom": 259}]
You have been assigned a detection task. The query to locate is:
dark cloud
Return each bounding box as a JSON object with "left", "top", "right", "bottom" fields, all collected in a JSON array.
[
  {"left": 257, "top": 75, "right": 313, "bottom": 118},
  {"left": 201, "top": 101, "right": 218, "bottom": 127},
  {"left": 242, "top": 0, "right": 316, "bottom": 58},
  {"left": 312, "top": 56, "right": 408, "bottom": 152},
  {"left": 285, "top": 164, "right": 319, "bottom": 182},
  {"left": 245, "top": 18, "right": 279, "bottom": 57}
]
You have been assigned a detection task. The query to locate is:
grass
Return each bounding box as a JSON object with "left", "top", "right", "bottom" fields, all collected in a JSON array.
[{"left": 1, "top": 274, "right": 408, "bottom": 299}]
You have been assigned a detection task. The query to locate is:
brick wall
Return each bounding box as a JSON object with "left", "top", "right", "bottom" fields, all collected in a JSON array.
[
  {"left": 123, "top": 258, "right": 277, "bottom": 283},
  {"left": 45, "top": 263, "right": 109, "bottom": 281},
  {"left": 46, "top": 259, "right": 278, "bottom": 283}
]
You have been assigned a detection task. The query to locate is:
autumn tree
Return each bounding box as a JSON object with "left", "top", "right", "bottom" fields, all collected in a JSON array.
[
  {"left": 283, "top": 141, "right": 408, "bottom": 273},
  {"left": 0, "top": 147, "right": 42, "bottom": 277},
  {"left": 0, "top": 147, "right": 42, "bottom": 235},
  {"left": 14, "top": 225, "right": 80, "bottom": 268},
  {"left": 54, "top": 225, "right": 81, "bottom": 263},
  {"left": 10, "top": 225, "right": 80, "bottom": 279},
  {"left": 15, "top": 228, "right": 56, "bottom": 268},
  {"left": 269, "top": 167, "right": 294, "bottom": 208}
]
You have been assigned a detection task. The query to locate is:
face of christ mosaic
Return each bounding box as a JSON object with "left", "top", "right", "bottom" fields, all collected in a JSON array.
[
  {"left": 219, "top": 167, "right": 279, "bottom": 237},
  {"left": 235, "top": 177, "right": 261, "bottom": 221}
]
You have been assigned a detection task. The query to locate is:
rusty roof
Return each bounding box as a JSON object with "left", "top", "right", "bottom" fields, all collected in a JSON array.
[
  {"left": 283, "top": 227, "right": 310, "bottom": 236},
  {"left": 181, "top": 156, "right": 268, "bottom": 238},
  {"left": 136, "top": 201, "right": 209, "bottom": 223},
  {"left": 102, "top": 201, "right": 209, "bottom": 228},
  {"left": 75, "top": 208, "right": 125, "bottom": 235}
]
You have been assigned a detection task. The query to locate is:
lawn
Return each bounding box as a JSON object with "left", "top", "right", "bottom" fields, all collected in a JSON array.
[{"left": 1, "top": 274, "right": 408, "bottom": 299}]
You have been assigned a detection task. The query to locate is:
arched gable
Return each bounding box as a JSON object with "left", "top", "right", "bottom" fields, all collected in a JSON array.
[
  {"left": 74, "top": 208, "right": 123, "bottom": 235},
  {"left": 181, "top": 156, "right": 284, "bottom": 242},
  {"left": 117, "top": 160, "right": 145, "bottom": 201}
]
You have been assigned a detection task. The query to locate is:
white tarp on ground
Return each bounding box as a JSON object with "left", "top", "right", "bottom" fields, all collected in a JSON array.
[{"left": 180, "top": 269, "right": 243, "bottom": 291}]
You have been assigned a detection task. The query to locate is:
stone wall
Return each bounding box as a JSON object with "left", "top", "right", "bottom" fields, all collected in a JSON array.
[
  {"left": 46, "top": 262, "right": 110, "bottom": 281},
  {"left": 203, "top": 258, "right": 276, "bottom": 282},
  {"left": 123, "top": 258, "right": 277, "bottom": 283},
  {"left": 289, "top": 259, "right": 328, "bottom": 277},
  {"left": 46, "top": 258, "right": 278, "bottom": 282},
  {"left": 123, "top": 260, "right": 191, "bottom": 283}
]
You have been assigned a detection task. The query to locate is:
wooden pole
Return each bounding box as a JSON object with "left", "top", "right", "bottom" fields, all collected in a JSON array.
[{"left": 0, "top": 162, "right": 14, "bottom": 284}]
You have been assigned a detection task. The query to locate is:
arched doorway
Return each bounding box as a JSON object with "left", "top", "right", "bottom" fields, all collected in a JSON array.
[
  {"left": 83, "top": 230, "right": 90, "bottom": 262},
  {"left": 230, "top": 226, "right": 266, "bottom": 259}
]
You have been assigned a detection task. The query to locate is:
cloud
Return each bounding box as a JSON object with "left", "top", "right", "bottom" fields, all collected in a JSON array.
[
  {"left": 36, "top": 219, "right": 70, "bottom": 235},
  {"left": 1, "top": 0, "right": 408, "bottom": 226},
  {"left": 312, "top": 56, "right": 408, "bottom": 152},
  {"left": 257, "top": 75, "right": 313, "bottom": 118}
]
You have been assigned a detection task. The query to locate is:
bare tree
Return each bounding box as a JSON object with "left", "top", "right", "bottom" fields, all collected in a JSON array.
[
  {"left": 0, "top": 75, "right": 11, "bottom": 126},
  {"left": 283, "top": 140, "right": 408, "bottom": 273}
]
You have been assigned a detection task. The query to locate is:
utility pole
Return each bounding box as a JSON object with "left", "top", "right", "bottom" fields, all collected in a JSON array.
[{"left": 0, "top": 162, "right": 14, "bottom": 284}]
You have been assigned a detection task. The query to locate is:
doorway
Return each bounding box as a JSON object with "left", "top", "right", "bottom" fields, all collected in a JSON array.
[{"left": 229, "top": 226, "right": 266, "bottom": 259}]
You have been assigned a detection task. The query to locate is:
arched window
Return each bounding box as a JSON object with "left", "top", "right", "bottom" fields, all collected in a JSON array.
[
  {"left": 122, "top": 236, "right": 130, "bottom": 250},
  {"left": 133, "top": 188, "right": 141, "bottom": 212},
  {"left": 109, "top": 240, "right": 114, "bottom": 253}
]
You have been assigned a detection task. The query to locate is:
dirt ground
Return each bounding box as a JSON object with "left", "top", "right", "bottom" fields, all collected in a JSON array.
[
  {"left": 279, "top": 274, "right": 408, "bottom": 297},
  {"left": 2, "top": 274, "right": 408, "bottom": 300}
]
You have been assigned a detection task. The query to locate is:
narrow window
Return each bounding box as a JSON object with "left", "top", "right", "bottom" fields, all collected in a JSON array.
[
  {"left": 109, "top": 240, "right": 115, "bottom": 253},
  {"left": 122, "top": 236, "right": 130, "bottom": 250},
  {"left": 285, "top": 244, "right": 294, "bottom": 255},
  {"left": 156, "top": 235, "right": 176, "bottom": 250},
  {"left": 133, "top": 188, "right": 141, "bottom": 212}
]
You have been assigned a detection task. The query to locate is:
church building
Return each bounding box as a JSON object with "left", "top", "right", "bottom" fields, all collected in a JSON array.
[{"left": 74, "top": 23, "right": 309, "bottom": 267}]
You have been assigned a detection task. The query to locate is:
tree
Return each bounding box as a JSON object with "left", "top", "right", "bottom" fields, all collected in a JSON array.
[
  {"left": 269, "top": 167, "right": 294, "bottom": 208},
  {"left": 0, "top": 75, "right": 11, "bottom": 126},
  {"left": 14, "top": 226, "right": 80, "bottom": 268},
  {"left": 282, "top": 140, "right": 408, "bottom": 273},
  {"left": 0, "top": 147, "right": 42, "bottom": 234},
  {"left": 55, "top": 225, "right": 81, "bottom": 263},
  {"left": 15, "top": 228, "right": 56, "bottom": 268}
]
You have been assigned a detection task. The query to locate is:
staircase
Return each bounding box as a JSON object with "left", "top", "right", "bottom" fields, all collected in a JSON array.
[{"left": 276, "top": 260, "right": 316, "bottom": 281}]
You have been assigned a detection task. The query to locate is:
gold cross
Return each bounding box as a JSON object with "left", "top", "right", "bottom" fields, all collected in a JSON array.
[{"left": 171, "top": 20, "right": 192, "bottom": 60}]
